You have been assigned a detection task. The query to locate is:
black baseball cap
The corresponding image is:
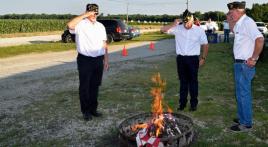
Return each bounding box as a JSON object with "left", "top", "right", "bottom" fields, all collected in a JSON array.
[
  {"left": 182, "top": 9, "right": 193, "bottom": 23},
  {"left": 86, "top": 3, "right": 99, "bottom": 14},
  {"left": 227, "top": 1, "right": 246, "bottom": 10}
]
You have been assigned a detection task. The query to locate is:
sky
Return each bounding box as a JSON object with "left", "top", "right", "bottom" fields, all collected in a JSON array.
[{"left": 0, "top": 0, "right": 267, "bottom": 15}]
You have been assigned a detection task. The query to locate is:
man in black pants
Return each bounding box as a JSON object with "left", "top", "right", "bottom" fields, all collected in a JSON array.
[
  {"left": 67, "top": 4, "right": 109, "bottom": 121},
  {"left": 161, "top": 9, "right": 208, "bottom": 111}
]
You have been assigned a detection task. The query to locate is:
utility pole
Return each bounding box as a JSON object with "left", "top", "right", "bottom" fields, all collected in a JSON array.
[
  {"left": 126, "top": 0, "right": 129, "bottom": 24},
  {"left": 186, "top": 0, "right": 189, "bottom": 10}
]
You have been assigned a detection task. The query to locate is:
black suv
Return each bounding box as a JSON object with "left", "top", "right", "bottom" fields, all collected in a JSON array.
[{"left": 61, "top": 19, "right": 129, "bottom": 43}]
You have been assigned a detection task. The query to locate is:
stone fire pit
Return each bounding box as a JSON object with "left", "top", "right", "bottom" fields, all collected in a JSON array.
[{"left": 118, "top": 112, "right": 195, "bottom": 147}]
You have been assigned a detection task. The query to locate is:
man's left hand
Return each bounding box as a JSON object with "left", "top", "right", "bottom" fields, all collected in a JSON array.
[
  {"left": 199, "top": 58, "right": 205, "bottom": 67},
  {"left": 246, "top": 57, "right": 257, "bottom": 67}
]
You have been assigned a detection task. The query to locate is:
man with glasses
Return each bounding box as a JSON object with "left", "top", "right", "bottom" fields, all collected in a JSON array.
[
  {"left": 227, "top": 1, "right": 264, "bottom": 131},
  {"left": 67, "top": 3, "right": 109, "bottom": 121},
  {"left": 161, "top": 9, "right": 209, "bottom": 111}
]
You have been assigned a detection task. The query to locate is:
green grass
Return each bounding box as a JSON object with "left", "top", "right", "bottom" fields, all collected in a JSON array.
[
  {"left": 0, "top": 42, "right": 76, "bottom": 58},
  {"left": 1, "top": 43, "right": 268, "bottom": 146},
  {"left": 0, "top": 32, "right": 172, "bottom": 58},
  {"left": 97, "top": 43, "right": 268, "bottom": 146}
]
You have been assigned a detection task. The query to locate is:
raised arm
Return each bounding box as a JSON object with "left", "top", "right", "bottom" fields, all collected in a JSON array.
[
  {"left": 161, "top": 19, "right": 180, "bottom": 33},
  {"left": 67, "top": 11, "right": 96, "bottom": 30},
  {"left": 226, "top": 12, "right": 235, "bottom": 33}
]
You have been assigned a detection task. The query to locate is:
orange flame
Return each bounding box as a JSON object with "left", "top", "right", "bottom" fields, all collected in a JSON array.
[{"left": 131, "top": 73, "right": 173, "bottom": 137}]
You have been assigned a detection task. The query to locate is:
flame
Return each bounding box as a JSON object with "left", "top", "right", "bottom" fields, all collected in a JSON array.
[
  {"left": 131, "top": 73, "right": 173, "bottom": 137},
  {"left": 131, "top": 123, "right": 148, "bottom": 131}
]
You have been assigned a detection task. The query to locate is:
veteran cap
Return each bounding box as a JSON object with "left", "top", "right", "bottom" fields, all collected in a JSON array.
[
  {"left": 227, "top": 1, "right": 246, "bottom": 10},
  {"left": 182, "top": 9, "right": 193, "bottom": 23},
  {"left": 86, "top": 3, "right": 99, "bottom": 13}
]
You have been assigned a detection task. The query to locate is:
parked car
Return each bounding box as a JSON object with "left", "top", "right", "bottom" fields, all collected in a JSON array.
[
  {"left": 256, "top": 22, "right": 268, "bottom": 34},
  {"left": 127, "top": 26, "right": 141, "bottom": 40},
  {"left": 61, "top": 19, "right": 130, "bottom": 43},
  {"left": 98, "top": 19, "right": 129, "bottom": 42}
]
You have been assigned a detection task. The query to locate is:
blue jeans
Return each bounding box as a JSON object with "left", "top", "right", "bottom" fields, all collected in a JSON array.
[
  {"left": 224, "top": 29, "right": 230, "bottom": 43},
  {"left": 234, "top": 63, "right": 255, "bottom": 126}
]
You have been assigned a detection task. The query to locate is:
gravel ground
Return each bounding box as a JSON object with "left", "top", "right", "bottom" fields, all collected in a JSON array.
[
  {"left": 0, "top": 39, "right": 176, "bottom": 146},
  {"left": 0, "top": 35, "right": 61, "bottom": 47},
  {"left": 0, "top": 39, "right": 175, "bottom": 116}
]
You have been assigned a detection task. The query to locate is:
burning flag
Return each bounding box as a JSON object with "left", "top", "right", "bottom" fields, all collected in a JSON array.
[{"left": 132, "top": 73, "right": 181, "bottom": 147}]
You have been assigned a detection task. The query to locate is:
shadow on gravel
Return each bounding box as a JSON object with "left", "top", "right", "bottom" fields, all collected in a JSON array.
[{"left": 0, "top": 39, "right": 175, "bottom": 146}]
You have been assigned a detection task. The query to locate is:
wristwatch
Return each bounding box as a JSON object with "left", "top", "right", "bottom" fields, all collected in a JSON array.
[{"left": 251, "top": 57, "right": 258, "bottom": 62}]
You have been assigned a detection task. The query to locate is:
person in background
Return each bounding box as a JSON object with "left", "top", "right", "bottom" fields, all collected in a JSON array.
[
  {"left": 161, "top": 9, "right": 209, "bottom": 111},
  {"left": 67, "top": 3, "right": 109, "bottom": 121},
  {"left": 194, "top": 17, "right": 200, "bottom": 26},
  {"left": 227, "top": 1, "right": 264, "bottom": 131},
  {"left": 223, "top": 20, "right": 230, "bottom": 43},
  {"left": 206, "top": 18, "right": 215, "bottom": 33}
]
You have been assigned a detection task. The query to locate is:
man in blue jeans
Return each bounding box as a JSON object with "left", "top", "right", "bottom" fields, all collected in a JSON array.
[
  {"left": 223, "top": 20, "right": 230, "bottom": 43},
  {"left": 227, "top": 1, "right": 264, "bottom": 131}
]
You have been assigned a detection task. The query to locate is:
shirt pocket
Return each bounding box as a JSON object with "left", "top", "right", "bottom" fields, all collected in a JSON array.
[{"left": 188, "top": 35, "right": 199, "bottom": 43}]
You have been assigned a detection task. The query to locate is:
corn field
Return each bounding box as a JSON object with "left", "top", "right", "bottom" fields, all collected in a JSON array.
[{"left": 0, "top": 19, "right": 68, "bottom": 34}]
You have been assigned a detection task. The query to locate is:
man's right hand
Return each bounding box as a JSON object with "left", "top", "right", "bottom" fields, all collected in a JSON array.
[
  {"left": 67, "top": 11, "right": 97, "bottom": 30},
  {"left": 83, "top": 11, "right": 97, "bottom": 18},
  {"left": 173, "top": 19, "right": 181, "bottom": 26}
]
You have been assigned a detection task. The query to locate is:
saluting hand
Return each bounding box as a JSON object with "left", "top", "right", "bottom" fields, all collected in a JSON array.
[
  {"left": 84, "top": 11, "right": 97, "bottom": 18},
  {"left": 173, "top": 19, "right": 181, "bottom": 26}
]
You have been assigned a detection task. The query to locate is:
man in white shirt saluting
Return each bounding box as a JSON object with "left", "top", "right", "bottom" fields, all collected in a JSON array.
[
  {"left": 67, "top": 3, "right": 109, "bottom": 121},
  {"left": 161, "top": 9, "right": 209, "bottom": 111}
]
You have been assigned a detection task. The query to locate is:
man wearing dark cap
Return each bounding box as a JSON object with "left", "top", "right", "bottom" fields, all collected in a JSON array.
[
  {"left": 161, "top": 9, "right": 209, "bottom": 111},
  {"left": 227, "top": 1, "right": 264, "bottom": 131},
  {"left": 67, "top": 4, "right": 109, "bottom": 121}
]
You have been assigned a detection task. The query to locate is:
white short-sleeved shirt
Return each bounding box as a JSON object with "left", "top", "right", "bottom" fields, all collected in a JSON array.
[
  {"left": 206, "top": 22, "right": 215, "bottom": 30},
  {"left": 223, "top": 21, "right": 230, "bottom": 30},
  {"left": 70, "top": 19, "right": 107, "bottom": 57},
  {"left": 167, "top": 24, "right": 208, "bottom": 56},
  {"left": 233, "top": 15, "right": 263, "bottom": 60}
]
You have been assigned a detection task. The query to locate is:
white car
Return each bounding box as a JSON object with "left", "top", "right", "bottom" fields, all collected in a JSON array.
[{"left": 256, "top": 22, "right": 268, "bottom": 34}]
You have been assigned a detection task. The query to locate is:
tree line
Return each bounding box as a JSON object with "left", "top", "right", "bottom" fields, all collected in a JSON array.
[{"left": 0, "top": 2, "right": 267, "bottom": 22}]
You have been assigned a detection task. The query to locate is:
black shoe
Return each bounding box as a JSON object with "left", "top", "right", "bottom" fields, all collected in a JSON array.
[
  {"left": 83, "top": 113, "right": 92, "bottom": 121},
  {"left": 91, "top": 111, "right": 102, "bottom": 117},
  {"left": 177, "top": 106, "right": 185, "bottom": 111},
  {"left": 233, "top": 118, "right": 239, "bottom": 124},
  {"left": 190, "top": 106, "right": 197, "bottom": 111},
  {"left": 230, "top": 124, "right": 252, "bottom": 132}
]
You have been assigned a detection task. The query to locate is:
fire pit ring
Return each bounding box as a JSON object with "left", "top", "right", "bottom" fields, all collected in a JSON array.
[{"left": 118, "top": 112, "right": 195, "bottom": 147}]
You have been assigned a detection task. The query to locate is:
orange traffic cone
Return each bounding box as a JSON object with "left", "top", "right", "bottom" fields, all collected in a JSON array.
[
  {"left": 122, "top": 45, "right": 128, "bottom": 56},
  {"left": 149, "top": 42, "right": 155, "bottom": 51}
]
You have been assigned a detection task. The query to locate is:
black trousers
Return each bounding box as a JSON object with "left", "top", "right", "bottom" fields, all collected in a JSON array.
[
  {"left": 77, "top": 53, "right": 104, "bottom": 115},
  {"left": 176, "top": 55, "right": 199, "bottom": 107}
]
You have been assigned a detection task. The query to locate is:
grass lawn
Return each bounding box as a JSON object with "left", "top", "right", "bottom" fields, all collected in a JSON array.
[
  {"left": 0, "top": 32, "right": 172, "bottom": 58},
  {"left": 1, "top": 42, "right": 267, "bottom": 146},
  {"left": 0, "top": 31, "right": 62, "bottom": 38}
]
